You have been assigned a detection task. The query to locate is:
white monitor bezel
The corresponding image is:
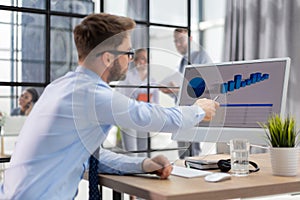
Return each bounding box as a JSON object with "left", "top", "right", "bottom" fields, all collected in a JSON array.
[{"left": 173, "top": 57, "right": 291, "bottom": 145}]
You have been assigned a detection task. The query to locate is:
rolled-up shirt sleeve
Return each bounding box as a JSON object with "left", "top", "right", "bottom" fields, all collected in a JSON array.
[{"left": 98, "top": 148, "right": 145, "bottom": 174}]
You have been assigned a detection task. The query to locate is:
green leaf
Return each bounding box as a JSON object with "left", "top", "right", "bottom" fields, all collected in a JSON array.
[{"left": 258, "top": 114, "right": 299, "bottom": 148}]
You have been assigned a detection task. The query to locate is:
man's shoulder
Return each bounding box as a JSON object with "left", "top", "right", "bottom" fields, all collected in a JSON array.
[
  {"left": 191, "top": 50, "right": 211, "bottom": 64},
  {"left": 191, "top": 49, "right": 209, "bottom": 58}
]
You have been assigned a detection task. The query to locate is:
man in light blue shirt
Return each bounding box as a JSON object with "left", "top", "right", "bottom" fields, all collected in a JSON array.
[{"left": 0, "top": 13, "right": 219, "bottom": 199}]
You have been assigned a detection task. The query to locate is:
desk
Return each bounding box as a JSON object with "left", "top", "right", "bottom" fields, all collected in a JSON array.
[
  {"left": 98, "top": 153, "right": 300, "bottom": 200},
  {"left": 0, "top": 154, "right": 10, "bottom": 163}
]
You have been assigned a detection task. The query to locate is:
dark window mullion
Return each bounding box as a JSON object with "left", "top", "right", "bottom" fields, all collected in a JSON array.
[
  {"left": 45, "top": 0, "right": 50, "bottom": 84},
  {"left": 10, "top": 8, "right": 16, "bottom": 108},
  {"left": 187, "top": 0, "right": 191, "bottom": 61},
  {"left": 146, "top": 0, "right": 151, "bottom": 157}
]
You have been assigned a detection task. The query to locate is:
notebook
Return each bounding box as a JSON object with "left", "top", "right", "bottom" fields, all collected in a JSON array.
[{"left": 185, "top": 158, "right": 219, "bottom": 170}]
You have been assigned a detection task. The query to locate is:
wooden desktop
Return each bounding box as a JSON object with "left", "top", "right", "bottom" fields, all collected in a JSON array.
[{"left": 97, "top": 153, "right": 300, "bottom": 200}]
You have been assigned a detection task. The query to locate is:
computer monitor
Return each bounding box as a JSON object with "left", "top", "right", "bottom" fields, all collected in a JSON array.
[{"left": 172, "top": 57, "right": 291, "bottom": 145}]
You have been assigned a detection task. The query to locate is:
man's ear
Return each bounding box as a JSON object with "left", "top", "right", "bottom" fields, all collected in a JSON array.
[{"left": 101, "top": 52, "right": 113, "bottom": 67}]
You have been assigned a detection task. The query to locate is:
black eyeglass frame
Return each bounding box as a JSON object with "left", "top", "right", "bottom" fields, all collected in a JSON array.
[{"left": 96, "top": 49, "right": 135, "bottom": 60}]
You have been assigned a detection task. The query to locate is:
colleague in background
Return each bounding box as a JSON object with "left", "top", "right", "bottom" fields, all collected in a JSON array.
[
  {"left": 174, "top": 28, "right": 210, "bottom": 73},
  {"left": 161, "top": 28, "right": 211, "bottom": 159},
  {"left": 11, "top": 87, "right": 39, "bottom": 116},
  {"left": 118, "top": 48, "right": 159, "bottom": 157},
  {"left": 0, "top": 13, "right": 219, "bottom": 199}
]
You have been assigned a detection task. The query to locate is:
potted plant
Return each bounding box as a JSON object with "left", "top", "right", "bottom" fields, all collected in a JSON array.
[{"left": 260, "top": 114, "right": 300, "bottom": 176}]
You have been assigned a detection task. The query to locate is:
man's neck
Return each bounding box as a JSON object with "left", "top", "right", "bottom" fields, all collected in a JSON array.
[{"left": 79, "top": 61, "right": 109, "bottom": 83}]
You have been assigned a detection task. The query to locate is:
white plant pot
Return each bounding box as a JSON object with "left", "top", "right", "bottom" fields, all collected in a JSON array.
[{"left": 270, "top": 147, "right": 300, "bottom": 176}]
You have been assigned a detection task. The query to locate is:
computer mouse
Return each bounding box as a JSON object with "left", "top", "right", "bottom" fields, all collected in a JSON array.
[{"left": 204, "top": 172, "right": 231, "bottom": 182}]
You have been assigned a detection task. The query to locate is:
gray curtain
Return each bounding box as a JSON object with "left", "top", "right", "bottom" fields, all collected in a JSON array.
[{"left": 223, "top": 0, "right": 300, "bottom": 122}]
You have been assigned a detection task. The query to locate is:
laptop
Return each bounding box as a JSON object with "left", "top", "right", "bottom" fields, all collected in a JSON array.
[
  {"left": 2, "top": 116, "right": 27, "bottom": 136},
  {"left": 1, "top": 116, "right": 27, "bottom": 155}
]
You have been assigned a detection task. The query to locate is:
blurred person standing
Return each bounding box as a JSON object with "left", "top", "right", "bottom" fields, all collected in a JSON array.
[
  {"left": 118, "top": 48, "right": 159, "bottom": 157},
  {"left": 161, "top": 28, "right": 211, "bottom": 159}
]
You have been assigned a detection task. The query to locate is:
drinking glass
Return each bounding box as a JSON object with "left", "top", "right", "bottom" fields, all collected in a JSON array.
[{"left": 230, "top": 139, "right": 250, "bottom": 176}]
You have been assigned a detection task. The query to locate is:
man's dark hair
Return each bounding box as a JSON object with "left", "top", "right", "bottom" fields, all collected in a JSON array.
[
  {"left": 174, "top": 28, "right": 188, "bottom": 34},
  {"left": 73, "top": 13, "right": 136, "bottom": 62},
  {"left": 25, "top": 87, "right": 39, "bottom": 103}
]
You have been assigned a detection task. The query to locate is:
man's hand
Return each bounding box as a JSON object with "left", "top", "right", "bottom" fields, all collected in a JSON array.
[
  {"left": 193, "top": 98, "right": 220, "bottom": 121},
  {"left": 142, "top": 155, "right": 173, "bottom": 179}
]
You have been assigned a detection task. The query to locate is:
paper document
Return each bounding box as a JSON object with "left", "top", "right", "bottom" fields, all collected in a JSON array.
[
  {"left": 171, "top": 166, "right": 212, "bottom": 178},
  {"left": 159, "top": 71, "right": 182, "bottom": 87}
]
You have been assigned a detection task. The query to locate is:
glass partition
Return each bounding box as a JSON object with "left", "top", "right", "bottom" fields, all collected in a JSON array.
[
  {"left": 0, "top": 0, "right": 45, "bottom": 9},
  {"left": 51, "top": 0, "right": 94, "bottom": 15},
  {"left": 150, "top": 0, "right": 187, "bottom": 26},
  {"left": 21, "top": 12, "right": 46, "bottom": 83},
  {"left": 0, "top": 10, "right": 46, "bottom": 83},
  {"left": 50, "top": 16, "right": 81, "bottom": 81}
]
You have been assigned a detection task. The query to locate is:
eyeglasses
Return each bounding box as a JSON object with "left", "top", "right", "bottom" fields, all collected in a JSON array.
[{"left": 96, "top": 48, "right": 135, "bottom": 61}]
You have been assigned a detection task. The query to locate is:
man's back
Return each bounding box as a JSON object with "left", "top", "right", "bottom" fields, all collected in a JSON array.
[{"left": 0, "top": 69, "right": 98, "bottom": 199}]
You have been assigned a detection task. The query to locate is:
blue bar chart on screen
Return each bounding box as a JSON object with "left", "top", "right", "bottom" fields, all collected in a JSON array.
[{"left": 220, "top": 72, "right": 270, "bottom": 94}]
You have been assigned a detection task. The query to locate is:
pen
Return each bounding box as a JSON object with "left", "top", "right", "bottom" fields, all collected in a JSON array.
[{"left": 213, "top": 95, "right": 219, "bottom": 101}]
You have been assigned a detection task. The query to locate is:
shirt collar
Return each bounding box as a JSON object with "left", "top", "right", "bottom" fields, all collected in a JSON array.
[{"left": 75, "top": 66, "right": 102, "bottom": 82}]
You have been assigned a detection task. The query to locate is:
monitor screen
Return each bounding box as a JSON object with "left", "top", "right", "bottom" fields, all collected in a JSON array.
[{"left": 173, "top": 58, "right": 291, "bottom": 145}]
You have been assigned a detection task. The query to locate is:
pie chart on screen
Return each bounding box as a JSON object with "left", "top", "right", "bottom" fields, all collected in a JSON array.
[{"left": 187, "top": 77, "right": 206, "bottom": 98}]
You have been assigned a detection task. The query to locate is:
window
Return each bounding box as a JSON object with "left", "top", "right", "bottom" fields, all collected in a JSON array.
[
  {"left": 0, "top": 0, "right": 92, "bottom": 113},
  {"left": 0, "top": 0, "right": 225, "bottom": 156}
]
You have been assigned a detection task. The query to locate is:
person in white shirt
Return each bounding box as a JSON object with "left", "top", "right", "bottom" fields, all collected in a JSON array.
[
  {"left": 117, "top": 48, "right": 159, "bottom": 157},
  {"left": 0, "top": 13, "right": 219, "bottom": 199},
  {"left": 161, "top": 28, "right": 212, "bottom": 158}
]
